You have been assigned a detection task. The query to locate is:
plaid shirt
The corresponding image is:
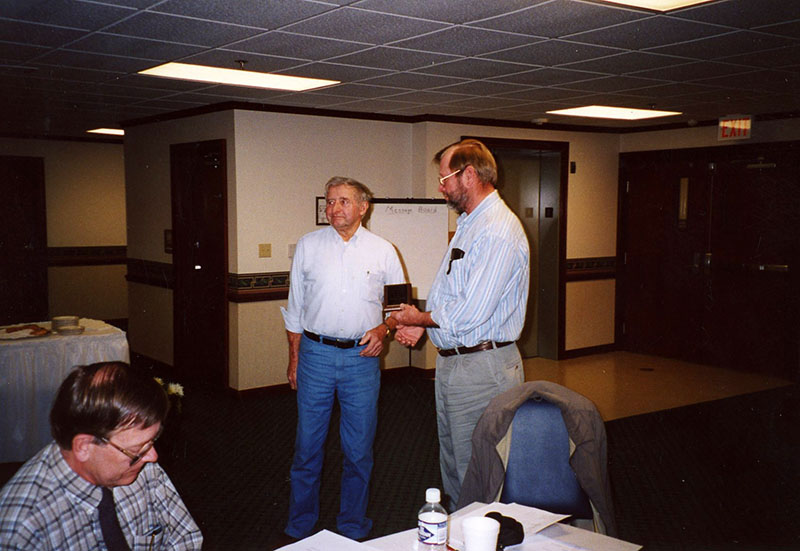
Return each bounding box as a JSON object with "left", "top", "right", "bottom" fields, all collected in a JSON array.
[{"left": 0, "top": 442, "right": 202, "bottom": 550}]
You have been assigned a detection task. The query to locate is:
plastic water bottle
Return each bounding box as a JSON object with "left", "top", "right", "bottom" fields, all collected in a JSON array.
[{"left": 418, "top": 488, "right": 448, "bottom": 550}]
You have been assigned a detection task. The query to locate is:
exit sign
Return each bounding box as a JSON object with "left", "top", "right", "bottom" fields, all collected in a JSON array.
[{"left": 718, "top": 115, "right": 752, "bottom": 141}]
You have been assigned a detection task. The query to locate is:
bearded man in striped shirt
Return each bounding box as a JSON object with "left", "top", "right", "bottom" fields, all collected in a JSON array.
[{"left": 391, "top": 139, "right": 530, "bottom": 510}]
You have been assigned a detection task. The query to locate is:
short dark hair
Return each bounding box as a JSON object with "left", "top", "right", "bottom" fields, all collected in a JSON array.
[
  {"left": 50, "top": 362, "right": 170, "bottom": 450},
  {"left": 434, "top": 139, "right": 498, "bottom": 187},
  {"left": 324, "top": 176, "right": 373, "bottom": 203}
]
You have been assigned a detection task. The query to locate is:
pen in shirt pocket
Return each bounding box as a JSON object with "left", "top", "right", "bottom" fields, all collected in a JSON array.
[{"left": 145, "top": 525, "right": 162, "bottom": 550}]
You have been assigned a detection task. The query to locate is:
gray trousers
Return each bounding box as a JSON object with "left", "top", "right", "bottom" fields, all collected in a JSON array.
[{"left": 434, "top": 344, "right": 524, "bottom": 509}]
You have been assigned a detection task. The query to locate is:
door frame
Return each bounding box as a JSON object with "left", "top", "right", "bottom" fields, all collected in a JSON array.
[{"left": 170, "top": 139, "right": 229, "bottom": 388}]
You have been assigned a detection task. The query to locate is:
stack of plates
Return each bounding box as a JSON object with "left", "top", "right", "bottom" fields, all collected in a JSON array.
[{"left": 52, "top": 315, "right": 83, "bottom": 335}]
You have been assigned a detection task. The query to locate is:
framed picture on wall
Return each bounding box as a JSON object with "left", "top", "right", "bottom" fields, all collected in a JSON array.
[{"left": 316, "top": 196, "right": 328, "bottom": 225}]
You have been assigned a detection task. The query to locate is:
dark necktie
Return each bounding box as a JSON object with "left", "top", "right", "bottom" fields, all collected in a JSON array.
[{"left": 99, "top": 487, "right": 131, "bottom": 551}]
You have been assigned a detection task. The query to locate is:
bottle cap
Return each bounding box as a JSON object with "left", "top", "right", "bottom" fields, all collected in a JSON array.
[{"left": 426, "top": 488, "right": 441, "bottom": 503}]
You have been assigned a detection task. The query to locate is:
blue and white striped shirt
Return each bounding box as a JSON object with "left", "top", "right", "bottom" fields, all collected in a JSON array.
[{"left": 427, "top": 191, "right": 530, "bottom": 349}]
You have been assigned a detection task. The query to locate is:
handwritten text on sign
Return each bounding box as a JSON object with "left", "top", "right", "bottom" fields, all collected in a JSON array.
[{"left": 718, "top": 115, "right": 752, "bottom": 141}]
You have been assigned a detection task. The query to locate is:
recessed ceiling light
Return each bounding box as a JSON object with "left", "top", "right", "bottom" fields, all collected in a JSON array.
[
  {"left": 595, "top": 0, "right": 717, "bottom": 11},
  {"left": 87, "top": 128, "right": 125, "bottom": 136},
  {"left": 546, "top": 105, "right": 682, "bottom": 120},
  {"left": 138, "top": 62, "right": 339, "bottom": 92}
]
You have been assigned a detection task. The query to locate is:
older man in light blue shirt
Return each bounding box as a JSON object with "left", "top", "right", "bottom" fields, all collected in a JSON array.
[
  {"left": 392, "top": 139, "right": 529, "bottom": 509},
  {"left": 280, "top": 177, "right": 405, "bottom": 541}
]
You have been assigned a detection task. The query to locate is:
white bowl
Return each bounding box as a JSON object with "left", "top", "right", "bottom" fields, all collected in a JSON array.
[
  {"left": 52, "top": 316, "right": 79, "bottom": 330},
  {"left": 57, "top": 325, "right": 84, "bottom": 336}
]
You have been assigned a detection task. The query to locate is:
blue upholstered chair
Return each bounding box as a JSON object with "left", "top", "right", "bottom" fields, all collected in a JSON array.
[{"left": 499, "top": 397, "right": 593, "bottom": 520}]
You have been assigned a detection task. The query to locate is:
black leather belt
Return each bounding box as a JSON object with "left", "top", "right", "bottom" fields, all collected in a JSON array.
[
  {"left": 438, "top": 341, "right": 514, "bottom": 357},
  {"left": 304, "top": 330, "right": 357, "bottom": 349}
]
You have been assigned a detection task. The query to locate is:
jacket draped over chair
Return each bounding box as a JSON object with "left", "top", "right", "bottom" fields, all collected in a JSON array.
[{"left": 457, "top": 381, "right": 617, "bottom": 536}]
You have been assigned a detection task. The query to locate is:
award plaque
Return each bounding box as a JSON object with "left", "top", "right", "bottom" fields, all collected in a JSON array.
[{"left": 383, "top": 283, "right": 412, "bottom": 312}]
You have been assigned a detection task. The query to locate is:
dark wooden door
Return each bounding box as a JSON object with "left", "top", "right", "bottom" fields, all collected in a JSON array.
[
  {"left": 619, "top": 143, "right": 800, "bottom": 381},
  {"left": 618, "top": 152, "right": 709, "bottom": 363},
  {"left": 705, "top": 147, "right": 799, "bottom": 375},
  {"left": 0, "top": 156, "right": 48, "bottom": 325},
  {"left": 171, "top": 140, "right": 228, "bottom": 388}
]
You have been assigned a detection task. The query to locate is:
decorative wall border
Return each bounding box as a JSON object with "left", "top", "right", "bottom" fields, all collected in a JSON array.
[
  {"left": 227, "top": 272, "right": 290, "bottom": 302},
  {"left": 565, "top": 256, "right": 616, "bottom": 281},
  {"left": 124, "top": 259, "right": 614, "bottom": 299},
  {"left": 48, "top": 246, "right": 127, "bottom": 266}
]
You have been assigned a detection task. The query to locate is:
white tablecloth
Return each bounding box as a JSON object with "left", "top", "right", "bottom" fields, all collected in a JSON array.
[{"left": 0, "top": 319, "right": 130, "bottom": 463}]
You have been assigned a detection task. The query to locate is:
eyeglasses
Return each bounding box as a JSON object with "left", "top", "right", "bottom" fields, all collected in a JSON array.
[
  {"left": 438, "top": 168, "right": 461, "bottom": 185},
  {"left": 100, "top": 427, "right": 163, "bottom": 466}
]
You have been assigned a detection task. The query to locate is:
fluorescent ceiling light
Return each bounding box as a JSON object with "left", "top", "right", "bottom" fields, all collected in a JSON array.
[
  {"left": 87, "top": 128, "right": 125, "bottom": 136},
  {"left": 547, "top": 105, "right": 682, "bottom": 120},
  {"left": 138, "top": 62, "right": 339, "bottom": 92},
  {"left": 595, "top": 0, "right": 717, "bottom": 11}
]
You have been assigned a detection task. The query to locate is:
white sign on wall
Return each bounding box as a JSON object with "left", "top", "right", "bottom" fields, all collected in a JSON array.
[{"left": 718, "top": 115, "right": 752, "bottom": 141}]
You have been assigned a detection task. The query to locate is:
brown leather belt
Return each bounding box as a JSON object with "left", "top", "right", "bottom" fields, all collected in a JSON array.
[
  {"left": 303, "top": 330, "right": 357, "bottom": 349},
  {"left": 438, "top": 341, "right": 514, "bottom": 357}
]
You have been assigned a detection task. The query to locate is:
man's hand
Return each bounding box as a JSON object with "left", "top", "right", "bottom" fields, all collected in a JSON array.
[
  {"left": 287, "top": 360, "right": 298, "bottom": 390},
  {"left": 395, "top": 325, "right": 425, "bottom": 347},
  {"left": 286, "top": 331, "right": 301, "bottom": 390},
  {"left": 359, "top": 324, "right": 387, "bottom": 357},
  {"left": 390, "top": 304, "right": 438, "bottom": 328}
]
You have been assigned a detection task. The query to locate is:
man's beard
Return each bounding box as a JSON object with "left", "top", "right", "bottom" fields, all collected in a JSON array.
[{"left": 444, "top": 183, "right": 468, "bottom": 214}]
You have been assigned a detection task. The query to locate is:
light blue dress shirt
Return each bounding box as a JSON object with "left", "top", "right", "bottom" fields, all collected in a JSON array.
[
  {"left": 281, "top": 224, "right": 405, "bottom": 340},
  {"left": 427, "top": 190, "right": 530, "bottom": 349}
]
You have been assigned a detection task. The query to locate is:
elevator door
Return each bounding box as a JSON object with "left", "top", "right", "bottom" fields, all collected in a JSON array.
[{"left": 493, "top": 148, "right": 563, "bottom": 359}]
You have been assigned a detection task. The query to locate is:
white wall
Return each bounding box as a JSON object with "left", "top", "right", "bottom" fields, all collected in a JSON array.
[
  {"left": 0, "top": 137, "right": 127, "bottom": 321},
  {"left": 231, "top": 110, "right": 414, "bottom": 389}
]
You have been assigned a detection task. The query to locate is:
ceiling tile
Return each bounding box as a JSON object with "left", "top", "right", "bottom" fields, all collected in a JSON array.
[
  {"left": 416, "top": 58, "right": 532, "bottom": 79},
  {"left": 2, "top": 0, "right": 134, "bottom": 29},
  {"left": 493, "top": 67, "right": 602, "bottom": 86},
  {"left": 391, "top": 26, "right": 535, "bottom": 57},
  {"left": 651, "top": 30, "right": 795, "bottom": 59},
  {"left": 228, "top": 31, "right": 370, "bottom": 60},
  {"left": 151, "top": 0, "right": 334, "bottom": 28},
  {"left": 103, "top": 11, "right": 263, "bottom": 46},
  {"left": 671, "top": 0, "right": 800, "bottom": 29},
  {"left": 329, "top": 46, "right": 458, "bottom": 71},
  {"left": 0, "top": 19, "right": 84, "bottom": 47},
  {"left": 482, "top": 39, "right": 619, "bottom": 66},
  {"left": 631, "top": 61, "right": 754, "bottom": 82},
  {"left": 351, "top": 0, "right": 549, "bottom": 24},
  {"left": 569, "top": 15, "right": 728, "bottom": 50},
  {"left": 281, "top": 7, "right": 447, "bottom": 44},
  {"left": 562, "top": 51, "right": 688, "bottom": 74},
  {"left": 68, "top": 33, "right": 205, "bottom": 62},
  {"left": 274, "top": 61, "right": 391, "bottom": 81},
  {"left": 359, "top": 71, "right": 467, "bottom": 90},
  {"left": 180, "top": 50, "right": 303, "bottom": 73},
  {"left": 474, "top": 0, "right": 649, "bottom": 38}
]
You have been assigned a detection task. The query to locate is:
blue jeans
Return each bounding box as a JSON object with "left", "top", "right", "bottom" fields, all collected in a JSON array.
[{"left": 286, "top": 334, "right": 380, "bottom": 540}]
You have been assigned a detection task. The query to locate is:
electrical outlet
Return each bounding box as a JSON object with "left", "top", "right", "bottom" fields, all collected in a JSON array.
[{"left": 258, "top": 243, "right": 271, "bottom": 258}]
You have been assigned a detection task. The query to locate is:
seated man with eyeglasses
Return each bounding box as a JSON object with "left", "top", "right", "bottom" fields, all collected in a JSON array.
[{"left": 0, "top": 362, "right": 202, "bottom": 550}]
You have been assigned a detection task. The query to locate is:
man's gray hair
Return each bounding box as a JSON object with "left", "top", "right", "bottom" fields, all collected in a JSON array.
[{"left": 325, "top": 176, "right": 373, "bottom": 203}]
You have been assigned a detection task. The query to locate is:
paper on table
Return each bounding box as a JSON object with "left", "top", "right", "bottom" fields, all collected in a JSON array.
[
  {"left": 514, "top": 539, "right": 586, "bottom": 551},
  {"left": 277, "top": 530, "right": 382, "bottom": 551},
  {"left": 449, "top": 503, "right": 570, "bottom": 551}
]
